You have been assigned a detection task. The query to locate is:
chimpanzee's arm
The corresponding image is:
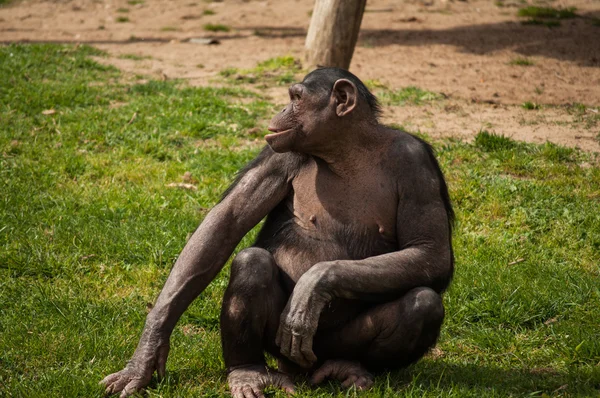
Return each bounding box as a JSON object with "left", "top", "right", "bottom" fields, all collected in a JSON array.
[
  {"left": 101, "top": 147, "right": 300, "bottom": 397},
  {"left": 276, "top": 144, "right": 453, "bottom": 368},
  {"left": 307, "top": 202, "right": 452, "bottom": 300},
  {"left": 145, "top": 148, "right": 300, "bottom": 336}
]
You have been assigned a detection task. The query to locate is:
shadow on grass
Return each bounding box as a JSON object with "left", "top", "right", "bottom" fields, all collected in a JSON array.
[
  {"left": 383, "top": 359, "right": 599, "bottom": 395},
  {"left": 145, "top": 358, "right": 599, "bottom": 396}
]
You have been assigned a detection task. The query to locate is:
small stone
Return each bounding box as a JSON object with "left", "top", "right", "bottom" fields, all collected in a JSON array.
[
  {"left": 309, "top": 215, "right": 316, "bottom": 223},
  {"left": 188, "top": 37, "right": 221, "bottom": 45}
]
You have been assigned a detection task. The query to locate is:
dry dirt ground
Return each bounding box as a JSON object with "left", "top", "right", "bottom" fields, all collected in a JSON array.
[{"left": 1, "top": 0, "right": 599, "bottom": 151}]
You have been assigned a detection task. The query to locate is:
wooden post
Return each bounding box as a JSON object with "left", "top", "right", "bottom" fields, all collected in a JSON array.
[{"left": 304, "top": 0, "right": 367, "bottom": 71}]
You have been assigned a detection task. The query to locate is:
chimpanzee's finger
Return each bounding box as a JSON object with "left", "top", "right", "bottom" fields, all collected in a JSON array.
[
  {"left": 251, "top": 386, "right": 265, "bottom": 398},
  {"left": 268, "top": 371, "right": 296, "bottom": 395},
  {"left": 100, "top": 372, "right": 120, "bottom": 388},
  {"left": 300, "top": 335, "right": 317, "bottom": 366},
  {"left": 241, "top": 386, "right": 257, "bottom": 398},
  {"left": 289, "top": 334, "right": 303, "bottom": 365},
  {"left": 341, "top": 374, "right": 359, "bottom": 389},
  {"left": 156, "top": 344, "right": 169, "bottom": 379},
  {"left": 310, "top": 362, "right": 333, "bottom": 385},
  {"left": 275, "top": 325, "right": 282, "bottom": 347},
  {"left": 106, "top": 374, "right": 130, "bottom": 395},
  {"left": 354, "top": 375, "right": 374, "bottom": 390},
  {"left": 279, "top": 329, "right": 292, "bottom": 358},
  {"left": 231, "top": 386, "right": 244, "bottom": 398},
  {"left": 120, "top": 379, "right": 145, "bottom": 398}
]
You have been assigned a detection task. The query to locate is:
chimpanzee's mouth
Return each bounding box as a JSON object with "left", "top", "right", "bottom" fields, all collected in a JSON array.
[{"left": 265, "top": 128, "right": 294, "bottom": 140}]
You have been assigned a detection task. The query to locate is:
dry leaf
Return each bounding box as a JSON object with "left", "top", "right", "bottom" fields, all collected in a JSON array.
[{"left": 166, "top": 182, "right": 197, "bottom": 191}]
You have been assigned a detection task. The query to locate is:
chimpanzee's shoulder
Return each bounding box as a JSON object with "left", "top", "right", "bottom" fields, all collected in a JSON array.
[
  {"left": 242, "top": 145, "right": 308, "bottom": 171},
  {"left": 383, "top": 127, "right": 438, "bottom": 169},
  {"left": 220, "top": 146, "right": 308, "bottom": 200}
]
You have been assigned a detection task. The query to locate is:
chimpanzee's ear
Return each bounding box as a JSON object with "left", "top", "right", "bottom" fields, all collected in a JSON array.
[{"left": 332, "top": 79, "right": 357, "bottom": 117}]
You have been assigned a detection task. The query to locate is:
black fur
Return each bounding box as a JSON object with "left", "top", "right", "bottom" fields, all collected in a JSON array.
[
  {"left": 407, "top": 132, "right": 455, "bottom": 291},
  {"left": 302, "top": 67, "right": 383, "bottom": 119},
  {"left": 409, "top": 134, "right": 455, "bottom": 233}
]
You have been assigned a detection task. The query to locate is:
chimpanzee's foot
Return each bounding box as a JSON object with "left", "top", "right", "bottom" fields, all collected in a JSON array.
[
  {"left": 310, "top": 360, "right": 374, "bottom": 390},
  {"left": 227, "top": 364, "right": 295, "bottom": 398}
]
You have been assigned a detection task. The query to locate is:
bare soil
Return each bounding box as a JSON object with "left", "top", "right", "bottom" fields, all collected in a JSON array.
[{"left": 2, "top": 0, "right": 599, "bottom": 151}]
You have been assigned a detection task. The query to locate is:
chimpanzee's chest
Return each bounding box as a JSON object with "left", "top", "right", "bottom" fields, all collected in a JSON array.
[
  {"left": 262, "top": 161, "right": 398, "bottom": 288},
  {"left": 289, "top": 161, "right": 398, "bottom": 248}
]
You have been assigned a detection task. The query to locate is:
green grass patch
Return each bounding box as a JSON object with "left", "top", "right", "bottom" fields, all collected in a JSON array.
[
  {"left": 518, "top": 6, "right": 577, "bottom": 27},
  {"left": 522, "top": 101, "right": 540, "bottom": 110},
  {"left": 161, "top": 26, "right": 179, "bottom": 32},
  {"left": 517, "top": 6, "right": 577, "bottom": 19},
  {"left": 116, "top": 16, "right": 130, "bottom": 23},
  {"left": 379, "top": 86, "right": 442, "bottom": 106},
  {"left": 474, "top": 130, "right": 517, "bottom": 152},
  {"left": 203, "top": 23, "right": 230, "bottom": 32},
  {"left": 509, "top": 57, "right": 534, "bottom": 66},
  {"left": 203, "top": 9, "right": 216, "bottom": 15},
  {"left": 2, "top": 44, "right": 600, "bottom": 397},
  {"left": 219, "top": 55, "right": 302, "bottom": 86},
  {"left": 127, "top": 0, "right": 144, "bottom": 4},
  {"left": 364, "top": 79, "right": 389, "bottom": 91},
  {"left": 116, "top": 7, "right": 129, "bottom": 13},
  {"left": 118, "top": 53, "right": 152, "bottom": 61},
  {"left": 566, "top": 103, "right": 600, "bottom": 130}
]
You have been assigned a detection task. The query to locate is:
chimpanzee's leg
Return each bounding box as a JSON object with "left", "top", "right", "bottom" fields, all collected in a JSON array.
[
  {"left": 220, "top": 247, "right": 295, "bottom": 398},
  {"left": 311, "top": 287, "right": 444, "bottom": 389},
  {"left": 220, "top": 247, "right": 287, "bottom": 367}
]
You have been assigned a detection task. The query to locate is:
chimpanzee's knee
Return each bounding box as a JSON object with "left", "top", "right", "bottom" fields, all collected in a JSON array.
[
  {"left": 229, "top": 247, "right": 277, "bottom": 291},
  {"left": 409, "top": 287, "right": 445, "bottom": 327},
  {"left": 363, "top": 287, "right": 444, "bottom": 370}
]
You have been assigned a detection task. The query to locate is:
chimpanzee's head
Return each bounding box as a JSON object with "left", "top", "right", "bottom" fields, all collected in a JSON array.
[{"left": 266, "top": 67, "right": 381, "bottom": 153}]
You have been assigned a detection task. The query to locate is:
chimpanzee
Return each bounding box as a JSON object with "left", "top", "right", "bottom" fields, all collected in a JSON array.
[{"left": 101, "top": 67, "right": 454, "bottom": 398}]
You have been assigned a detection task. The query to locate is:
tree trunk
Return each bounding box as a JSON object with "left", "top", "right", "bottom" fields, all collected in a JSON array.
[{"left": 304, "top": 0, "right": 367, "bottom": 71}]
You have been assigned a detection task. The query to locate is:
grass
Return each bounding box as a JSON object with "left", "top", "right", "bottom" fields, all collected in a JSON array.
[
  {"left": 118, "top": 53, "right": 152, "bottom": 61},
  {"left": 364, "top": 79, "right": 388, "bottom": 91},
  {"left": 161, "top": 26, "right": 179, "bottom": 32},
  {"left": 509, "top": 57, "right": 534, "bottom": 66},
  {"left": 219, "top": 55, "right": 302, "bottom": 86},
  {"left": 379, "top": 86, "right": 442, "bottom": 106},
  {"left": 203, "top": 23, "right": 230, "bottom": 32},
  {"left": 565, "top": 103, "right": 600, "bottom": 130},
  {"left": 363, "top": 81, "right": 442, "bottom": 106},
  {"left": 117, "top": 7, "right": 129, "bottom": 13},
  {"left": 2, "top": 44, "right": 600, "bottom": 397},
  {"left": 116, "top": 16, "right": 130, "bottom": 23},
  {"left": 203, "top": 9, "right": 216, "bottom": 16},
  {"left": 517, "top": 6, "right": 577, "bottom": 19},
  {"left": 127, "top": 0, "right": 144, "bottom": 5},
  {"left": 522, "top": 101, "right": 540, "bottom": 110},
  {"left": 518, "top": 6, "right": 577, "bottom": 27}
]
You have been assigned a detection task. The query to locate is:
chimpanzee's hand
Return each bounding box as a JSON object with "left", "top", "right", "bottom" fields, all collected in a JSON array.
[
  {"left": 100, "top": 330, "right": 170, "bottom": 398},
  {"left": 276, "top": 263, "right": 331, "bottom": 368}
]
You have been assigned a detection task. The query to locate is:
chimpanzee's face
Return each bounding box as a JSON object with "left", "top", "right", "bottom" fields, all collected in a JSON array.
[{"left": 266, "top": 83, "right": 332, "bottom": 154}]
